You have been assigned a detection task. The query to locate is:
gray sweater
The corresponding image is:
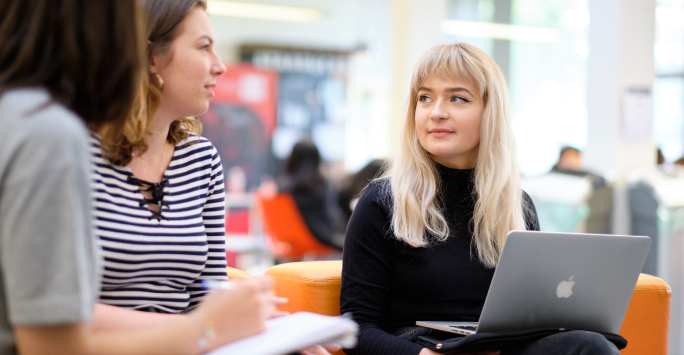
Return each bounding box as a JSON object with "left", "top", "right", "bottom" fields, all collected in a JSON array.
[{"left": 0, "top": 89, "right": 98, "bottom": 355}]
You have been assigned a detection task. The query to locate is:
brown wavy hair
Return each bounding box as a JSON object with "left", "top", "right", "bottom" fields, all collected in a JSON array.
[
  {"left": 0, "top": 0, "right": 144, "bottom": 131},
  {"left": 101, "top": 0, "right": 206, "bottom": 166}
]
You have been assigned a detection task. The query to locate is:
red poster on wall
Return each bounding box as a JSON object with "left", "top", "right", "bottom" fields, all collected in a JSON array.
[{"left": 200, "top": 63, "right": 279, "bottom": 189}]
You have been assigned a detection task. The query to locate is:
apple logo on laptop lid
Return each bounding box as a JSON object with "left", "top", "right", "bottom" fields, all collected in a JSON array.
[{"left": 556, "top": 276, "right": 575, "bottom": 298}]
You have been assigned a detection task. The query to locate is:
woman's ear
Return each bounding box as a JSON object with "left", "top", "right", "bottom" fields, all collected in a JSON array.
[
  {"left": 149, "top": 54, "right": 159, "bottom": 74},
  {"left": 147, "top": 41, "right": 160, "bottom": 74}
]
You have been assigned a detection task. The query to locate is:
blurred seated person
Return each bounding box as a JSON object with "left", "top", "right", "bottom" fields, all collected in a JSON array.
[
  {"left": 338, "top": 159, "right": 386, "bottom": 225},
  {"left": 552, "top": 146, "right": 582, "bottom": 172},
  {"left": 551, "top": 146, "right": 605, "bottom": 188},
  {"left": 263, "top": 139, "right": 346, "bottom": 251}
]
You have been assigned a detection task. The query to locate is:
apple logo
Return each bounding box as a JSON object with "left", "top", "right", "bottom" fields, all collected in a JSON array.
[{"left": 556, "top": 276, "right": 575, "bottom": 298}]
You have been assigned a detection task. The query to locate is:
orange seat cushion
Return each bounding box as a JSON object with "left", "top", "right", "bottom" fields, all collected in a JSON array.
[
  {"left": 619, "top": 273, "right": 671, "bottom": 355},
  {"left": 266, "top": 260, "right": 343, "bottom": 316}
]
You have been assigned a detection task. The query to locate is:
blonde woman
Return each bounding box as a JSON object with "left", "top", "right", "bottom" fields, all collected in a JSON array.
[{"left": 339, "top": 43, "right": 619, "bottom": 355}]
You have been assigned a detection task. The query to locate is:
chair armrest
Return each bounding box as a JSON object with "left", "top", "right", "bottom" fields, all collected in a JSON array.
[
  {"left": 266, "top": 260, "right": 342, "bottom": 316},
  {"left": 227, "top": 266, "right": 252, "bottom": 280},
  {"left": 619, "top": 273, "right": 671, "bottom": 355}
]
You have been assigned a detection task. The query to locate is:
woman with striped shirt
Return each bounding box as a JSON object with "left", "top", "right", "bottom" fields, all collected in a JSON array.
[
  {"left": 89, "top": 2, "right": 335, "bottom": 352},
  {"left": 91, "top": 0, "right": 233, "bottom": 319}
]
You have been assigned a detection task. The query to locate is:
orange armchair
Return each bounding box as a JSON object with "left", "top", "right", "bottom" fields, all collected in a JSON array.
[
  {"left": 266, "top": 261, "right": 671, "bottom": 355},
  {"left": 256, "top": 193, "right": 338, "bottom": 261}
]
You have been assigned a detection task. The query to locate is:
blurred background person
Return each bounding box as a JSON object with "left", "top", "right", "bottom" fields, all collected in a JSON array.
[
  {"left": 550, "top": 145, "right": 605, "bottom": 188},
  {"left": 337, "top": 159, "right": 386, "bottom": 225},
  {"left": 551, "top": 146, "right": 583, "bottom": 172},
  {"left": 273, "top": 139, "right": 346, "bottom": 251}
]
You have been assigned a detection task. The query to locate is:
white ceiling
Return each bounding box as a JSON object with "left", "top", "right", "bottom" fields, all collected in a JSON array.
[{"left": 209, "top": 0, "right": 390, "bottom": 62}]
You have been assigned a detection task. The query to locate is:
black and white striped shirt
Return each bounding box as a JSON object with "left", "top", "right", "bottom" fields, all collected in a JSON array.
[{"left": 90, "top": 134, "right": 227, "bottom": 313}]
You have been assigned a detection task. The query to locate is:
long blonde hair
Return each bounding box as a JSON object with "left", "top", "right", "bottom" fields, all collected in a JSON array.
[{"left": 386, "top": 43, "right": 526, "bottom": 268}]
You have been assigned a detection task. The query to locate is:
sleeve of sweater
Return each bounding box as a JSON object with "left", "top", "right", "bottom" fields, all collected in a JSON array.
[{"left": 340, "top": 180, "right": 425, "bottom": 355}]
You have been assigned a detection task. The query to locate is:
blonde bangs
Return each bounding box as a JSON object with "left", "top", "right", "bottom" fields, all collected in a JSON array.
[{"left": 410, "top": 45, "right": 488, "bottom": 105}]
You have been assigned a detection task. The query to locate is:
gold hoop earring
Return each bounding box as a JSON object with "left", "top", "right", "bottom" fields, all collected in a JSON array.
[{"left": 155, "top": 74, "right": 164, "bottom": 91}]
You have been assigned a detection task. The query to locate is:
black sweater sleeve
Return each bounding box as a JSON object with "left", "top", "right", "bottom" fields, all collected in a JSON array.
[{"left": 340, "top": 181, "right": 424, "bottom": 355}]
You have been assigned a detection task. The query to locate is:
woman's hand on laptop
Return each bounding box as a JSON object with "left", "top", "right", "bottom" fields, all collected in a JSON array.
[{"left": 420, "top": 349, "right": 500, "bottom": 355}]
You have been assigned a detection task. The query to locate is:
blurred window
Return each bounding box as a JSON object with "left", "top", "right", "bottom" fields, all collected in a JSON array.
[
  {"left": 654, "top": 1, "right": 684, "bottom": 162},
  {"left": 446, "top": 0, "right": 589, "bottom": 176}
]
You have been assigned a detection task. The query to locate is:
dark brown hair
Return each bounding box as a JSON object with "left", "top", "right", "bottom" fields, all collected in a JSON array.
[
  {"left": 286, "top": 139, "right": 324, "bottom": 194},
  {"left": 0, "top": 0, "right": 144, "bottom": 130},
  {"left": 103, "top": 0, "right": 207, "bottom": 166}
]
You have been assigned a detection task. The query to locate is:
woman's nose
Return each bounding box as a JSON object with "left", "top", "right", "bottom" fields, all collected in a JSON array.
[
  {"left": 212, "top": 53, "right": 226, "bottom": 77},
  {"left": 429, "top": 100, "right": 448, "bottom": 120}
]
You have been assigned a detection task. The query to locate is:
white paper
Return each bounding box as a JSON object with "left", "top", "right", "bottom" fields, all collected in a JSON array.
[
  {"left": 209, "top": 312, "right": 358, "bottom": 355},
  {"left": 623, "top": 86, "right": 653, "bottom": 141}
]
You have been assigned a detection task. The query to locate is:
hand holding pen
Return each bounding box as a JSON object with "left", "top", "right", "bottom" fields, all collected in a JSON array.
[
  {"left": 184, "top": 276, "right": 276, "bottom": 352},
  {"left": 198, "top": 277, "right": 335, "bottom": 355},
  {"left": 202, "top": 278, "right": 290, "bottom": 318}
]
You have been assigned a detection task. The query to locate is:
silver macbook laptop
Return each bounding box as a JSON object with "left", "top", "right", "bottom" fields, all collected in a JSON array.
[{"left": 417, "top": 231, "right": 650, "bottom": 336}]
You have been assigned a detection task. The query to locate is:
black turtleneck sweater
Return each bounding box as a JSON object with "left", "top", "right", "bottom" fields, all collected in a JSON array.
[{"left": 340, "top": 165, "right": 539, "bottom": 355}]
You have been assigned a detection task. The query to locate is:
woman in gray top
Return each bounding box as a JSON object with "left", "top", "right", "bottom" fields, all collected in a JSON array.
[{"left": 0, "top": 1, "right": 276, "bottom": 354}]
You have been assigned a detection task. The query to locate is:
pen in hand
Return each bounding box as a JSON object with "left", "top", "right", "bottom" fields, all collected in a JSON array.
[
  {"left": 201, "top": 279, "right": 289, "bottom": 317},
  {"left": 201, "top": 279, "right": 234, "bottom": 290}
]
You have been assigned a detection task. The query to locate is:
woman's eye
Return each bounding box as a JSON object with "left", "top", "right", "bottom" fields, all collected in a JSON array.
[
  {"left": 451, "top": 96, "right": 470, "bottom": 103},
  {"left": 418, "top": 95, "right": 430, "bottom": 102}
]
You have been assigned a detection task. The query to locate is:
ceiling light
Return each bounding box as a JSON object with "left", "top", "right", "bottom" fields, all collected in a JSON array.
[
  {"left": 441, "top": 20, "right": 561, "bottom": 43},
  {"left": 207, "top": 1, "right": 322, "bottom": 23}
]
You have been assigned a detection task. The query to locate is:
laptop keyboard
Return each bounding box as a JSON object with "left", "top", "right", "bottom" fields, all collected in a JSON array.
[{"left": 449, "top": 325, "right": 477, "bottom": 330}]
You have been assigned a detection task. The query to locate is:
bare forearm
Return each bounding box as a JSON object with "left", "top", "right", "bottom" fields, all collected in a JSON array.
[
  {"left": 89, "top": 317, "right": 201, "bottom": 355},
  {"left": 15, "top": 278, "right": 275, "bottom": 355},
  {"left": 92, "top": 303, "right": 177, "bottom": 332},
  {"left": 15, "top": 319, "right": 202, "bottom": 355}
]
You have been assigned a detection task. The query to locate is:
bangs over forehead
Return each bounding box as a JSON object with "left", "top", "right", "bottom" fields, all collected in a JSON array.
[{"left": 412, "top": 44, "right": 488, "bottom": 99}]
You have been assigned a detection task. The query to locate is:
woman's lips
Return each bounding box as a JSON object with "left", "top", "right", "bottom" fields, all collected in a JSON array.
[
  {"left": 205, "top": 85, "right": 215, "bottom": 97},
  {"left": 429, "top": 129, "right": 454, "bottom": 138}
]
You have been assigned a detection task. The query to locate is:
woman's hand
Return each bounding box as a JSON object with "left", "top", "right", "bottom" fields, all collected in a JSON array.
[
  {"left": 188, "top": 276, "right": 276, "bottom": 349},
  {"left": 270, "top": 296, "right": 290, "bottom": 318}
]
